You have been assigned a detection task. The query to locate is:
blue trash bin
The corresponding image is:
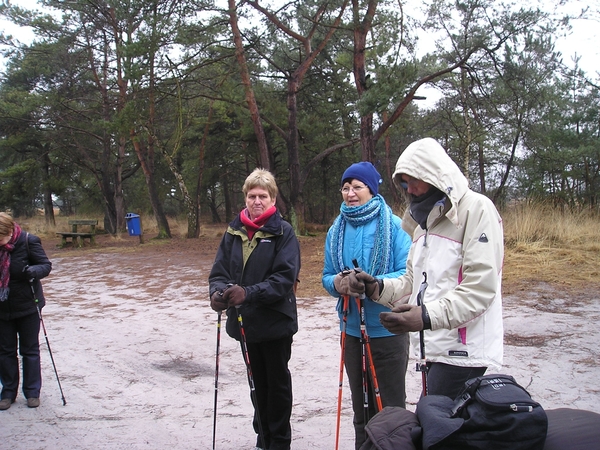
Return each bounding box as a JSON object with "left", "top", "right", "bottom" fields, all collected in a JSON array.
[{"left": 125, "top": 213, "right": 142, "bottom": 236}]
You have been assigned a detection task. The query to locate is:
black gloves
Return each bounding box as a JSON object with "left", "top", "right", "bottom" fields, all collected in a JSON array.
[
  {"left": 333, "top": 272, "right": 364, "bottom": 297},
  {"left": 334, "top": 266, "right": 383, "bottom": 301},
  {"left": 22, "top": 265, "right": 36, "bottom": 281},
  {"left": 210, "top": 290, "right": 228, "bottom": 312},
  {"left": 222, "top": 285, "right": 246, "bottom": 307},
  {"left": 379, "top": 304, "right": 431, "bottom": 333},
  {"left": 350, "top": 271, "right": 383, "bottom": 300},
  {"left": 210, "top": 284, "right": 247, "bottom": 311}
]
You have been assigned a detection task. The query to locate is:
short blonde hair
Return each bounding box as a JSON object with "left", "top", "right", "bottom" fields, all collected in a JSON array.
[
  {"left": 0, "top": 212, "right": 14, "bottom": 238},
  {"left": 242, "top": 168, "right": 279, "bottom": 199}
]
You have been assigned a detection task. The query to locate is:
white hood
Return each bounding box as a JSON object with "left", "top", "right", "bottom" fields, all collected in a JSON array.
[{"left": 392, "top": 137, "right": 469, "bottom": 229}]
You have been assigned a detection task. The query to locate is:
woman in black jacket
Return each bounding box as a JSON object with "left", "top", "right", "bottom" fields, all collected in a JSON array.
[
  {"left": 209, "top": 169, "right": 301, "bottom": 450},
  {"left": 0, "top": 212, "right": 52, "bottom": 410}
]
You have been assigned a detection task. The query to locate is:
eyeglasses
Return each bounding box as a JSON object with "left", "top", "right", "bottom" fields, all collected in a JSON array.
[
  {"left": 399, "top": 177, "right": 420, "bottom": 190},
  {"left": 340, "top": 184, "right": 367, "bottom": 194}
]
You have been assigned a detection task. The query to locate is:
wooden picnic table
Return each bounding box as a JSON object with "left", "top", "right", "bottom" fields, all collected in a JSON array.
[{"left": 56, "top": 219, "right": 98, "bottom": 247}]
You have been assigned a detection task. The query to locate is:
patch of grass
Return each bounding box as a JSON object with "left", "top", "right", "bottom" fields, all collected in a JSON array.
[
  {"left": 503, "top": 201, "right": 599, "bottom": 247},
  {"left": 502, "top": 202, "right": 600, "bottom": 287}
]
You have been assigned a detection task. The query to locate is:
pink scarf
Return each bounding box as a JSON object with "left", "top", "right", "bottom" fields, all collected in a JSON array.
[
  {"left": 0, "top": 222, "right": 21, "bottom": 301},
  {"left": 239, "top": 206, "right": 277, "bottom": 240}
]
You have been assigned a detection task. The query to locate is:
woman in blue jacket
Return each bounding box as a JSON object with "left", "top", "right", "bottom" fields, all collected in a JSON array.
[{"left": 322, "top": 162, "right": 412, "bottom": 449}]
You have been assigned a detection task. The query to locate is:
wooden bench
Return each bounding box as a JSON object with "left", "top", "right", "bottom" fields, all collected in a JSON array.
[{"left": 57, "top": 220, "right": 98, "bottom": 247}]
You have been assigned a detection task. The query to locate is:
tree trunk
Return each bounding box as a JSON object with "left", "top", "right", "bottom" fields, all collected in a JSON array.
[
  {"left": 460, "top": 66, "right": 472, "bottom": 177},
  {"left": 228, "top": 0, "right": 270, "bottom": 169},
  {"left": 383, "top": 111, "right": 402, "bottom": 206},
  {"left": 353, "top": 0, "right": 378, "bottom": 162},
  {"left": 131, "top": 132, "right": 171, "bottom": 238},
  {"left": 287, "top": 75, "right": 304, "bottom": 233},
  {"left": 477, "top": 141, "right": 486, "bottom": 194},
  {"left": 493, "top": 128, "right": 520, "bottom": 204},
  {"left": 114, "top": 136, "right": 127, "bottom": 232},
  {"left": 191, "top": 101, "right": 213, "bottom": 238},
  {"left": 41, "top": 145, "right": 55, "bottom": 226}
]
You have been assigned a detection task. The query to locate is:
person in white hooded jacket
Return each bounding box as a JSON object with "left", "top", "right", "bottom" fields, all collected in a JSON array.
[{"left": 348, "top": 137, "right": 504, "bottom": 398}]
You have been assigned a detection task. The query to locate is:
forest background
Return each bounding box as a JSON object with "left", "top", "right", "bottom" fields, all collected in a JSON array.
[{"left": 0, "top": 0, "right": 599, "bottom": 236}]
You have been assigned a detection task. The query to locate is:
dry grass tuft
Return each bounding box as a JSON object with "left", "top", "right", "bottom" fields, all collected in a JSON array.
[
  {"left": 502, "top": 202, "right": 600, "bottom": 287},
  {"left": 503, "top": 201, "right": 599, "bottom": 247}
]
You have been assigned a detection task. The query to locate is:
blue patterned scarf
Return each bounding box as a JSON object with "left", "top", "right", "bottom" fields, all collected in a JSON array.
[{"left": 329, "top": 194, "right": 393, "bottom": 276}]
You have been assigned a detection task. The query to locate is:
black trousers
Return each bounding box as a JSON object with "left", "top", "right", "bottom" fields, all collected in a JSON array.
[
  {"left": 425, "top": 361, "right": 487, "bottom": 398},
  {"left": 244, "top": 336, "right": 293, "bottom": 450},
  {"left": 0, "top": 312, "right": 42, "bottom": 400},
  {"left": 344, "top": 334, "right": 410, "bottom": 450}
]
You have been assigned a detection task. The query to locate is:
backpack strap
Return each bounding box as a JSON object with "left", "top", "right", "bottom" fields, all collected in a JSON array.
[{"left": 451, "top": 377, "right": 483, "bottom": 417}]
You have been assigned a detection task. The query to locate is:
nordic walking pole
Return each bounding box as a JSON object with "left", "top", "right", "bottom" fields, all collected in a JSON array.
[
  {"left": 334, "top": 294, "right": 350, "bottom": 450},
  {"left": 28, "top": 279, "right": 67, "bottom": 406},
  {"left": 357, "top": 296, "right": 370, "bottom": 429},
  {"left": 212, "top": 284, "right": 232, "bottom": 450},
  {"left": 351, "top": 259, "right": 382, "bottom": 415},
  {"left": 351, "top": 263, "right": 369, "bottom": 428},
  {"left": 351, "top": 300, "right": 384, "bottom": 442},
  {"left": 416, "top": 272, "right": 429, "bottom": 397},
  {"left": 360, "top": 300, "right": 383, "bottom": 412},
  {"left": 212, "top": 310, "right": 223, "bottom": 450},
  {"left": 236, "top": 306, "right": 266, "bottom": 448}
]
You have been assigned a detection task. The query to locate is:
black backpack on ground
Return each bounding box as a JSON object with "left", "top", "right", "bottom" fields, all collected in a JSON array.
[{"left": 415, "top": 374, "right": 548, "bottom": 450}]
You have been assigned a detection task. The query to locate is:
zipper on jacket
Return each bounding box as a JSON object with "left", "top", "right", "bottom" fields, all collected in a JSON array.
[{"left": 423, "top": 200, "right": 446, "bottom": 246}]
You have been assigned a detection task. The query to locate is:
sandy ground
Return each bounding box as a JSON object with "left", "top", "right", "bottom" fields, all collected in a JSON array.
[{"left": 2, "top": 238, "right": 600, "bottom": 449}]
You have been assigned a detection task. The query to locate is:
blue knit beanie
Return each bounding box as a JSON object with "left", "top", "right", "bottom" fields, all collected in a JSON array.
[{"left": 341, "top": 162, "right": 382, "bottom": 195}]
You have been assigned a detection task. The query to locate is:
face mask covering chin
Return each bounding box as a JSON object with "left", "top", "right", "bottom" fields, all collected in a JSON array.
[{"left": 409, "top": 187, "right": 446, "bottom": 229}]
